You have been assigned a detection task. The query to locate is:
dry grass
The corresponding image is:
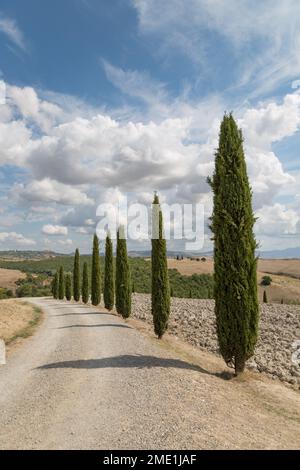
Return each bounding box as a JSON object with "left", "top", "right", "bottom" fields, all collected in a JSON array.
[
  {"left": 0, "top": 268, "right": 26, "bottom": 292},
  {"left": 168, "top": 257, "right": 300, "bottom": 303},
  {"left": 0, "top": 299, "right": 42, "bottom": 346}
]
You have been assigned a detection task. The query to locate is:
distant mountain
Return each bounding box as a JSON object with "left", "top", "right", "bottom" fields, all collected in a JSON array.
[
  {"left": 257, "top": 247, "right": 300, "bottom": 259},
  {"left": 0, "top": 250, "right": 68, "bottom": 260}
]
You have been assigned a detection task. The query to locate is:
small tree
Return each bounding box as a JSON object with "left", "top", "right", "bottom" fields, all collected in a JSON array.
[
  {"left": 263, "top": 290, "right": 268, "bottom": 303},
  {"left": 151, "top": 192, "right": 170, "bottom": 338},
  {"left": 82, "top": 262, "right": 89, "bottom": 304},
  {"left": 104, "top": 233, "right": 114, "bottom": 310},
  {"left": 91, "top": 234, "right": 101, "bottom": 306},
  {"left": 65, "top": 273, "right": 72, "bottom": 301},
  {"left": 52, "top": 272, "right": 59, "bottom": 299},
  {"left": 115, "top": 226, "right": 131, "bottom": 318},
  {"left": 281, "top": 298, "right": 284, "bottom": 304},
  {"left": 58, "top": 266, "right": 64, "bottom": 300},
  {"left": 208, "top": 113, "right": 259, "bottom": 375},
  {"left": 261, "top": 275, "right": 272, "bottom": 286},
  {"left": 73, "top": 248, "right": 80, "bottom": 301}
]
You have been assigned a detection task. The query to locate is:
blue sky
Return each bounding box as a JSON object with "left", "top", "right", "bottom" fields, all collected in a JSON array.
[{"left": 0, "top": 0, "right": 299, "bottom": 253}]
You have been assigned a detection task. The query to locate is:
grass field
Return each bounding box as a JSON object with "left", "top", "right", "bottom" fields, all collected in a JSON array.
[{"left": 0, "top": 299, "right": 42, "bottom": 346}]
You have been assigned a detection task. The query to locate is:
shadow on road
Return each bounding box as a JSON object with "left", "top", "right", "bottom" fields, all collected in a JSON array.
[
  {"left": 37, "top": 354, "right": 214, "bottom": 375},
  {"left": 53, "top": 312, "right": 107, "bottom": 316},
  {"left": 55, "top": 323, "right": 132, "bottom": 329}
]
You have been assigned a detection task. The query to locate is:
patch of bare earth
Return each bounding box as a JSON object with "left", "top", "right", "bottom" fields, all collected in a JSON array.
[
  {"left": 0, "top": 268, "right": 26, "bottom": 292},
  {"left": 0, "top": 299, "right": 42, "bottom": 352}
]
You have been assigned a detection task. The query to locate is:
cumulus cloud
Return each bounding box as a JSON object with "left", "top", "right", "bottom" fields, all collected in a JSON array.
[
  {"left": 42, "top": 224, "right": 68, "bottom": 236},
  {"left": 13, "top": 178, "right": 94, "bottom": 206},
  {"left": 0, "top": 231, "right": 35, "bottom": 246}
]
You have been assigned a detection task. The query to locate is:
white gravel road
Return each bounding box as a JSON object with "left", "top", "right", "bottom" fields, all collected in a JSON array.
[{"left": 0, "top": 297, "right": 299, "bottom": 450}]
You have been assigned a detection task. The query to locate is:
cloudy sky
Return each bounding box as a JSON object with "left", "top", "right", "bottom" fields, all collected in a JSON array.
[{"left": 0, "top": 0, "right": 299, "bottom": 253}]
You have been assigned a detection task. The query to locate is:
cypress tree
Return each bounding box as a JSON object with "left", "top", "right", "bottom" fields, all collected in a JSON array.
[
  {"left": 263, "top": 290, "right": 268, "bottom": 303},
  {"left": 52, "top": 272, "right": 59, "bottom": 299},
  {"left": 91, "top": 234, "right": 101, "bottom": 306},
  {"left": 65, "top": 273, "right": 72, "bottom": 301},
  {"left": 104, "top": 233, "right": 114, "bottom": 310},
  {"left": 73, "top": 248, "right": 80, "bottom": 301},
  {"left": 115, "top": 226, "right": 131, "bottom": 318},
  {"left": 281, "top": 298, "right": 284, "bottom": 304},
  {"left": 58, "top": 266, "right": 64, "bottom": 300},
  {"left": 151, "top": 193, "right": 170, "bottom": 339},
  {"left": 82, "top": 262, "right": 89, "bottom": 304},
  {"left": 208, "top": 113, "right": 259, "bottom": 375}
]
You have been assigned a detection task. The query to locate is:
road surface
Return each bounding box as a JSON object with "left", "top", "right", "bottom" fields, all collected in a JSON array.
[{"left": 0, "top": 297, "right": 299, "bottom": 449}]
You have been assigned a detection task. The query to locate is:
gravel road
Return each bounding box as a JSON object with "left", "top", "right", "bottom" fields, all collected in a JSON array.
[{"left": 0, "top": 297, "right": 299, "bottom": 450}]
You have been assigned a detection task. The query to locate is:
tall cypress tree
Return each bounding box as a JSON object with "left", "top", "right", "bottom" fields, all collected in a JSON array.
[
  {"left": 104, "top": 233, "right": 114, "bottom": 310},
  {"left": 58, "top": 266, "right": 64, "bottom": 300},
  {"left": 115, "top": 226, "right": 131, "bottom": 318},
  {"left": 82, "top": 262, "right": 89, "bottom": 304},
  {"left": 73, "top": 248, "right": 80, "bottom": 301},
  {"left": 151, "top": 193, "right": 170, "bottom": 339},
  {"left": 208, "top": 113, "right": 259, "bottom": 375},
  {"left": 52, "top": 271, "right": 59, "bottom": 299},
  {"left": 91, "top": 234, "right": 101, "bottom": 306},
  {"left": 65, "top": 273, "right": 72, "bottom": 301}
]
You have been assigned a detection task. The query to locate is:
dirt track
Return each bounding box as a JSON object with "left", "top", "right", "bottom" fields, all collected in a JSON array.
[{"left": 0, "top": 297, "right": 299, "bottom": 449}]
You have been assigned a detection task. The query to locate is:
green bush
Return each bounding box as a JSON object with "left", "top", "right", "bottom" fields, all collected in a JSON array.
[{"left": 261, "top": 275, "right": 272, "bottom": 286}]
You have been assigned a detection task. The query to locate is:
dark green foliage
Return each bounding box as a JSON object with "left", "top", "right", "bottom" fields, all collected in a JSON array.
[
  {"left": 116, "top": 227, "right": 131, "bottom": 318},
  {"left": 58, "top": 266, "right": 64, "bottom": 300},
  {"left": 82, "top": 262, "right": 89, "bottom": 304},
  {"left": 189, "top": 289, "right": 192, "bottom": 298},
  {"left": 0, "top": 254, "right": 214, "bottom": 299},
  {"left": 261, "top": 275, "right": 272, "bottom": 286},
  {"left": 281, "top": 298, "right": 284, "bottom": 304},
  {"left": 132, "top": 282, "right": 135, "bottom": 293},
  {"left": 16, "top": 273, "right": 52, "bottom": 298},
  {"left": 91, "top": 234, "right": 101, "bottom": 306},
  {"left": 263, "top": 290, "right": 268, "bottom": 303},
  {"left": 0, "top": 287, "right": 13, "bottom": 299},
  {"left": 104, "top": 234, "right": 114, "bottom": 310},
  {"left": 208, "top": 113, "right": 259, "bottom": 375},
  {"left": 73, "top": 249, "right": 80, "bottom": 301},
  {"left": 65, "top": 273, "right": 72, "bottom": 301},
  {"left": 151, "top": 193, "right": 170, "bottom": 339},
  {"left": 52, "top": 272, "right": 59, "bottom": 299}
]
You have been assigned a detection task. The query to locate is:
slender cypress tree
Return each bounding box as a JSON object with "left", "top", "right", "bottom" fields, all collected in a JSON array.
[
  {"left": 65, "top": 273, "right": 72, "bottom": 301},
  {"left": 82, "top": 262, "right": 89, "bottom": 304},
  {"left": 208, "top": 113, "right": 259, "bottom": 375},
  {"left": 115, "top": 226, "right": 131, "bottom": 318},
  {"left": 73, "top": 248, "right": 80, "bottom": 301},
  {"left": 58, "top": 266, "right": 64, "bottom": 300},
  {"left": 52, "top": 272, "right": 59, "bottom": 299},
  {"left": 263, "top": 290, "right": 268, "bottom": 303},
  {"left": 151, "top": 193, "right": 170, "bottom": 338},
  {"left": 91, "top": 234, "right": 101, "bottom": 306},
  {"left": 104, "top": 233, "right": 114, "bottom": 310}
]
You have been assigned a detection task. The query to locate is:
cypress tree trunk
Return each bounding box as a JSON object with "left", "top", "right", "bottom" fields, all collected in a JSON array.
[
  {"left": 82, "top": 262, "right": 89, "bottom": 304},
  {"left": 91, "top": 234, "right": 101, "bottom": 306},
  {"left": 58, "top": 266, "right": 64, "bottom": 300},
  {"left": 115, "top": 226, "right": 131, "bottom": 318},
  {"left": 73, "top": 248, "right": 80, "bottom": 301},
  {"left": 52, "top": 272, "right": 59, "bottom": 299},
  {"left": 104, "top": 233, "right": 114, "bottom": 310},
  {"left": 208, "top": 113, "right": 259, "bottom": 375},
  {"left": 65, "top": 273, "right": 72, "bottom": 301},
  {"left": 263, "top": 290, "right": 268, "bottom": 303},
  {"left": 151, "top": 193, "right": 170, "bottom": 339}
]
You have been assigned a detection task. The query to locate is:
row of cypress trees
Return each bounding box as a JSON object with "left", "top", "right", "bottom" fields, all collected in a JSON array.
[{"left": 51, "top": 112, "right": 259, "bottom": 376}]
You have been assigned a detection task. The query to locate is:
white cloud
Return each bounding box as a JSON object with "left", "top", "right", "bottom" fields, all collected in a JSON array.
[
  {"left": 0, "top": 14, "right": 26, "bottom": 51},
  {"left": 42, "top": 224, "right": 68, "bottom": 236},
  {"left": 14, "top": 178, "right": 94, "bottom": 206},
  {"left": 0, "top": 231, "right": 35, "bottom": 246},
  {"left": 57, "top": 238, "right": 73, "bottom": 246},
  {"left": 256, "top": 203, "right": 300, "bottom": 236}
]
